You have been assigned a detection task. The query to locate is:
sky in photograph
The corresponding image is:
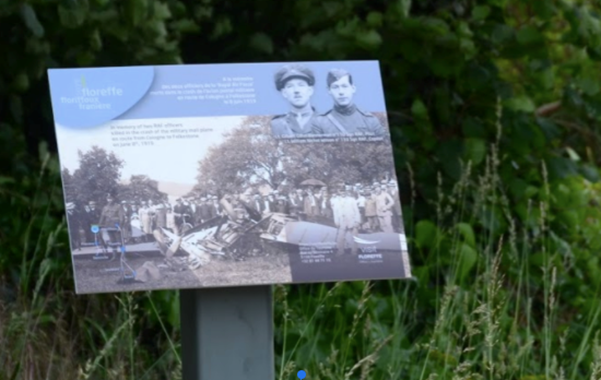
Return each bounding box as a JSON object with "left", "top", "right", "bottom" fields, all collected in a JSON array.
[{"left": 56, "top": 116, "right": 245, "bottom": 186}]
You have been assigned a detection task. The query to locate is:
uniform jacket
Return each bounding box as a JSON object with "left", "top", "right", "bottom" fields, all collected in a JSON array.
[
  {"left": 310, "top": 104, "right": 384, "bottom": 136},
  {"left": 100, "top": 203, "right": 125, "bottom": 227},
  {"left": 270, "top": 110, "right": 317, "bottom": 137}
]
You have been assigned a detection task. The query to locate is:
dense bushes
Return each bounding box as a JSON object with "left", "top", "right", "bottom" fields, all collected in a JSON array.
[{"left": 1, "top": 0, "right": 601, "bottom": 378}]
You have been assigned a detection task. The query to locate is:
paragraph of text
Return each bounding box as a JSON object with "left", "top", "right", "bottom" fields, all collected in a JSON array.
[
  {"left": 149, "top": 76, "right": 256, "bottom": 105},
  {"left": 299, "top": 244, "right": 334, "bottom": 264},
  {"left": 110, "top": 122, "right": 212, "bottom": 148}
]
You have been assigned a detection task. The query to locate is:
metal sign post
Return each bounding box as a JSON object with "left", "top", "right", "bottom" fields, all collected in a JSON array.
[{"left": 180, "top": 285, "right": 274, "bottom": 380}]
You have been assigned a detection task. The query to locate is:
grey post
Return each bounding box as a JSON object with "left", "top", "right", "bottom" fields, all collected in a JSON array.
[{"left": 180, "top": 285, "right": 274, "bottom": 380}]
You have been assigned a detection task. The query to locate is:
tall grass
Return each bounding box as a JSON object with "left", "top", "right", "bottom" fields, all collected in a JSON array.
[
  {"left": 2, "top": 108, "right": 601, "bottom": 379},
  {"left": 273, "top": 103, "right": 601, "bottom": 380}
]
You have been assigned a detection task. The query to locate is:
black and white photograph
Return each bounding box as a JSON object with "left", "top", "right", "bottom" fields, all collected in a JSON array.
[
  {"left": 60, "top": 114, "right": 408, "bottom": 293},
  {"left": 270, "top": 64, "right": 388, "bottom": 140},
  {"left": 270, "top": 64, "right": 318, "bottom": 136}
]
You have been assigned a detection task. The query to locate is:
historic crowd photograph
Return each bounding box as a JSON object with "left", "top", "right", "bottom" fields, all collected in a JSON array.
[
  {"left": 59, "top": 113, "right": 407, "bottom": 294},
  {"left": 190, "top": 116, "right": 409, "bottom": 283},
  {"left": 58, "top": 115, "right": 295, "bottom": 293}
]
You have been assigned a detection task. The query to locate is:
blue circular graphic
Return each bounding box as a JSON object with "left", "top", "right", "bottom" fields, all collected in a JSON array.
[
  {"left": 91, "top": 225, "right": 100, "bottom": 233},
  {"left": 297, "top": 370, "right": 306, "bottom": 379}
]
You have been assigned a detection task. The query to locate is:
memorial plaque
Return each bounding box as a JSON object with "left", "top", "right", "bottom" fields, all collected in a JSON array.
[{"left": 48, "top": 61, "right": 412, "bottom": 294}]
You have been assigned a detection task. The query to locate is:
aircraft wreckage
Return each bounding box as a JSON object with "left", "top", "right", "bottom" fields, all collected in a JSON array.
[{"left": 152, "top": 196, "right": 407, "bottom": 270}]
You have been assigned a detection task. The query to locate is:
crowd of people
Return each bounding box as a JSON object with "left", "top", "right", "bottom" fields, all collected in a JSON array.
[
  {"left": 65, "top": 179, "right": 402, "bottom": 256},
  {"left": 231, "top": 179, "right": 402, "bottom": 232},
  {"left": 65, "top": 194, "right": 224, "bottom": 250}
]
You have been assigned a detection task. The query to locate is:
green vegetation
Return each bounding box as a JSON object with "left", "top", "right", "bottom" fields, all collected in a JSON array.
[{"left": 2, "top": 0, "right": 601, "bottom": 379}]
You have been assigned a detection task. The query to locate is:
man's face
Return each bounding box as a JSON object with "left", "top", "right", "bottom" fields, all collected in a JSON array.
[
  {"left": 281, "top": 78, "right": 313, "bottom": 109},
  {"left": 107, "top": 198, "right": 114, "bottom": 204},
  {"left": 328, "top": 75, "right": 355, "bottom": 107}
]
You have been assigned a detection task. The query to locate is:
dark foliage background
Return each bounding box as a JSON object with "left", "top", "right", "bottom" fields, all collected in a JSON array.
[{"left": 1, "top": 0, "right": 601, "bottom": 379}]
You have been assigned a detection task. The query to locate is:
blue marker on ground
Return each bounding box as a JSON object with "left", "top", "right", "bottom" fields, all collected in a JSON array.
[{"left": 297, "top": 370, "right": 306, "bottom": 379}]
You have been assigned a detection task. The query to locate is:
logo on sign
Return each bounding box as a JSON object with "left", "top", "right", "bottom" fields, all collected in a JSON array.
[
  {"left": 48, "top": 65, "right": 154, "bottom": 128},
  {"left": 59, "top": 75, "right": 124, "bottom": 111},
  {"left": 353, "top": 236, "right": 380, "bottom": 245}
]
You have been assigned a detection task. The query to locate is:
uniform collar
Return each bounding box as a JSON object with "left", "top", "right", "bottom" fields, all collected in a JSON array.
[
  {"left": 334, "top": 103, "right": 356, "bottom": 116},
  {"left": 288, "top": 108, "right": 314, "bottom": 118}
]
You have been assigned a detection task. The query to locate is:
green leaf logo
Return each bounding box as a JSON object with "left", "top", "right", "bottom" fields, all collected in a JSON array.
[{"left": 80, "top": 75, "right": 86, "bottom": 88}]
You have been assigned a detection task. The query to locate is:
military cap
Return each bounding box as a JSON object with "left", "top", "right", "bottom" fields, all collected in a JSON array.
[
  {"left": 201, "top": 197, "right": 207, "bottom": 201},
  {"left": 326, "top": 68, "right": 353, "bottom": 87},
  {"left": 274, "top": 65, "right": 315, "bottom": 91}
]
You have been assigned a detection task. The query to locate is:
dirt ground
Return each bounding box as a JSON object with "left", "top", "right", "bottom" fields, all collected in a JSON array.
[
  {"left": 72, "top": 251, "right": 292, "bottom": 294},
  {"left": 190, "top": 252, "right": 292, "bottom": 287}
]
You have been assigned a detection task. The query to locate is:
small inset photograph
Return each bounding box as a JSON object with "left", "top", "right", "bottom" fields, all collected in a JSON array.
[{"left": 270, "top": 64, "right": 389, "bottom": 142}]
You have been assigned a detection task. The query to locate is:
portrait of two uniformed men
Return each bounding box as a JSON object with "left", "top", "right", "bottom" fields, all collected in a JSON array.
[{"left": 270, "top": 65, "right": 387, "bottom": 138}]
